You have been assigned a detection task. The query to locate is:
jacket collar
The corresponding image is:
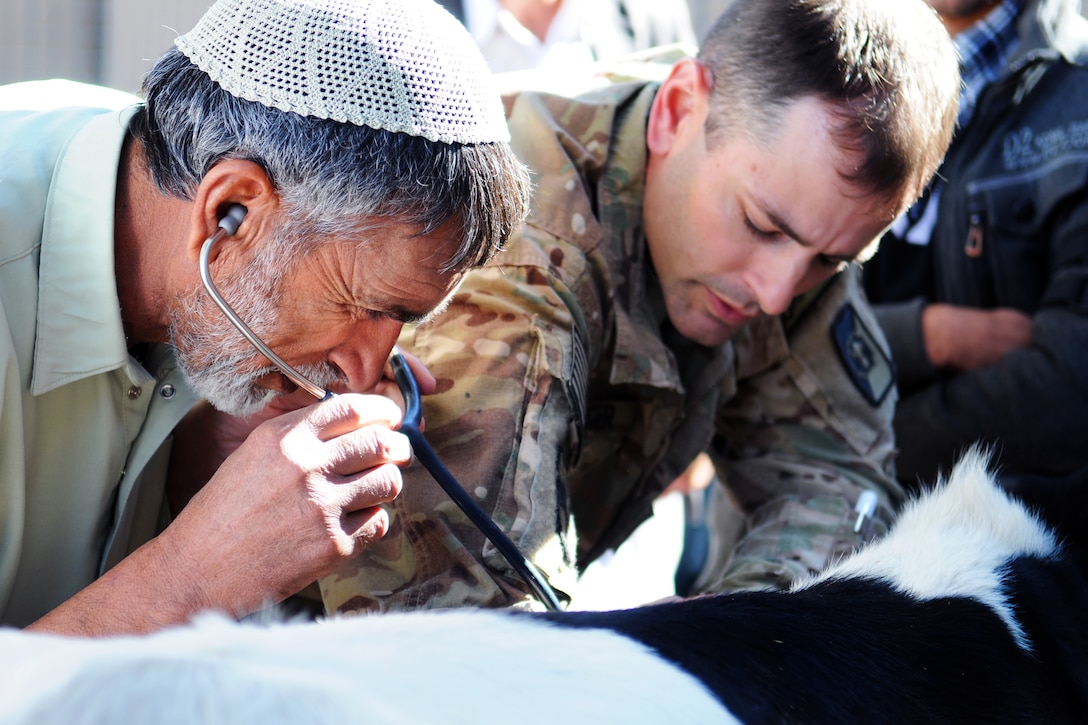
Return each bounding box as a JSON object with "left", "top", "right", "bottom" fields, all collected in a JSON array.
[
  {"left": 1011, "top": 0, "right": 1088, "bottom": 69},
  {"left": 32, "top": 107, "right": 139, "bottom": 396}
]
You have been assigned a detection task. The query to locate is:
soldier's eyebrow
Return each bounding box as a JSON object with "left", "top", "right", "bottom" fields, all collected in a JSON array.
[{"left": 764, "top": 206, "right": 857, "bottom": 265}]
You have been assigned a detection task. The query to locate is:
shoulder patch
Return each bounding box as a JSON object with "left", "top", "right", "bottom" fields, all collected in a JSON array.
[{"left": 831, "top": 303, "right": 895, "bottom": 406}]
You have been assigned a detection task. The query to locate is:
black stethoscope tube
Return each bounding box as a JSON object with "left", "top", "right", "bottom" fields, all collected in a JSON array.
[{"left": 389, "top": 353, "right": 565, "bottom": 612}]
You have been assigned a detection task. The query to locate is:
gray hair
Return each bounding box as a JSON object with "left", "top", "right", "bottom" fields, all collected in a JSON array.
[{"left": 131, "top": 48, "right": 530, "bottom": 272}]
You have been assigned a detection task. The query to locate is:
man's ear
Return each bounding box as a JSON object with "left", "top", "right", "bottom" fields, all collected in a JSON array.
[
  {"left": 185, "top": 159, "right": 279, "bottom": 264},
  {"left": 646, "top": 58, "right": 712, "bottom": 157}
]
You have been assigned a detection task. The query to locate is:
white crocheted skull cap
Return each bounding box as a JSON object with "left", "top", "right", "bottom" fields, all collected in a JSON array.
[{"left": 174, "top": 0, "right": 508, "bottom": 144}]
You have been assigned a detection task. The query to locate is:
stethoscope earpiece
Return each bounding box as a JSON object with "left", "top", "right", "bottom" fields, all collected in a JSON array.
[{"left": 217, "top": 204, "right": 248, "bottom": 236}]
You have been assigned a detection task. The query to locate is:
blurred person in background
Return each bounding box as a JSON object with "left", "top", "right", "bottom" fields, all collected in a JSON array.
[
  {"left": 436, "top": 0, "right": 697, "bottom": 73},
  {"left": 863, "top": 0, "right": 1088, "bottom": 488}
]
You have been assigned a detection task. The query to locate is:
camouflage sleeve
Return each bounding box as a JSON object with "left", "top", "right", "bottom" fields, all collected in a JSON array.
[
  {"left": 319, "top": 253, "right": 585, "bottom": 614},
  {"left": 702, "top": 265, "right": 906, "bottom": 593}
]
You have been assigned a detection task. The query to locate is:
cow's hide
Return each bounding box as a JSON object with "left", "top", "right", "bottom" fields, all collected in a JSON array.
[{"left": 1, "top": 448, "right": 1084, "bottom": 724}]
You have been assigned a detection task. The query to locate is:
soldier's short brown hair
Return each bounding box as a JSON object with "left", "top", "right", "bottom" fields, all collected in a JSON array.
[{"left": 698, "top": 0, "right": 959, "bottom": 204}]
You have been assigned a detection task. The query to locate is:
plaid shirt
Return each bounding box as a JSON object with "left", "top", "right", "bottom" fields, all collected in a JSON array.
[
  {"left": 892, "top": 0, "right": 1023, "bottom": 245},
  {"left": 954, "top": 0, "right": 1024, "bottom": 129}
]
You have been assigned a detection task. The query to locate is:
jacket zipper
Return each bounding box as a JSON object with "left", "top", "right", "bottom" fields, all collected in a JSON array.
[{"left": 965, "top": 212, "right": 985, "bottom": 258}]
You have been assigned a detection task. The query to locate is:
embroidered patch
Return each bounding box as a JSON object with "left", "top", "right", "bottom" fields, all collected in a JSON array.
[{"left": 831, "top": 304, "right": 894, "bottom": 407}]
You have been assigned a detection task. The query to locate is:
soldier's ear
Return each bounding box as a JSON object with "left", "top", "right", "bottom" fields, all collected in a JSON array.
[{"left": 647, "top": 58, "right": 711, "bottom": 157}]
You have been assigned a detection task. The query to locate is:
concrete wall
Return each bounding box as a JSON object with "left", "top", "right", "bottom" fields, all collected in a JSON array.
[
  {"left": 0, "top": 1, "right": 719, "bottom": 91},
  {"left": 99, "top": 0, "right": 209, "bottom": 93},
  {"left": 3, "top": 1, "right": 1087, "bottom": 93},
  {"left": 2, "top": 0, "right": 211, "bottom": 92},
  {"left": 1, "top": 0, "right": 104, "bottom": 86},
  {"left": 687, "top": 0, "right": 731, "bottom": 43}
]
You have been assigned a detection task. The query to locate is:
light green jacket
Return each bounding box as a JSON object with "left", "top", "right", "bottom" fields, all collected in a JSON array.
[{"left": 0, "top": 81, "right": 197, "bottom": 626}]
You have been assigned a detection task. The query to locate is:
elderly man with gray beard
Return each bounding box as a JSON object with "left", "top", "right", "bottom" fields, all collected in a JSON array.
[{"left": 0, "top": 0, "right": 530, "bottom": 635}]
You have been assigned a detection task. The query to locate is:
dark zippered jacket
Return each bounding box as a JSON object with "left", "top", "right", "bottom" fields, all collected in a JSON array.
[{"left": 864, "top": 0, "right": 1088, "bottom": 484}]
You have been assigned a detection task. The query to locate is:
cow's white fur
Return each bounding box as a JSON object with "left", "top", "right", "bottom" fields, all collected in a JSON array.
[
  {"left": 797, "top": 447, "right": 1058, "bottom": 650},
  {"left": 0, "top": 606, "right": 738, "bottom": 724},
  {"left": 0, "top": 448, "right": 1060, "bottom": 724}
]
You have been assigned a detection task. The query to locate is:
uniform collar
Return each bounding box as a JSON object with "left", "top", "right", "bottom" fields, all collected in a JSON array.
[
  {"left": 32, "top": 107, "right": 139, "bottom": 395},
  {"left": 597, "top": 82, "right": 729, "bottom": 392}
]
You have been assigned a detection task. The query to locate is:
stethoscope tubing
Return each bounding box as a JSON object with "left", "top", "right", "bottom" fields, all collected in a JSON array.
[{"left": 389, "top": 353, "right": 564, "bottom": 611}]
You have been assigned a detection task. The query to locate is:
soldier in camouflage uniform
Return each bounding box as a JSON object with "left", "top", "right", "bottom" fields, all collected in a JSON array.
[{"left": 322, "top": 0, "right": 963, "bottom": 612}]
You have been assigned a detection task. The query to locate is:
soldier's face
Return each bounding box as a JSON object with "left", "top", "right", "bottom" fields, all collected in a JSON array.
[
  {"left": 171, "top": 222, "right": 462, "bottom": 415},
  {"left": 644, "top": 92, "right": 901, "bottom": 347}
]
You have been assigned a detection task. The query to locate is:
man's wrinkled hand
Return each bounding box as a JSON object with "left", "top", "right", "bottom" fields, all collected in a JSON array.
[
  {"left": 163, "top": 393, "right": 412, "bottom": 615},
  {"left": 168, "top": 350, "right": 435, "bottom": 512}
]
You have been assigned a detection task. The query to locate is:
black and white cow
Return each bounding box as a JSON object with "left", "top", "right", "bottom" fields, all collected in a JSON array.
[{"left": 1, "top": 448, "right": 1084, "bottom": 724}]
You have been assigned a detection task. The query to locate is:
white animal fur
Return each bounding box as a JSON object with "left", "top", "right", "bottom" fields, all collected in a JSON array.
[
  {"left": 796, "top": 446, "right": 1059, "bottom": 650},
  {"left": 0, "top": 448, "right": 1058, "bottom": 724},
  {"left": 0, "top": 606, "right": 737, "bottom": 724}
]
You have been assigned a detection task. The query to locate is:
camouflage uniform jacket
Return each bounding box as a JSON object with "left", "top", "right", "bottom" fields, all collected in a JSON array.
[{"left": 321, "top": 79, "right": 904, "bottom": 614}]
